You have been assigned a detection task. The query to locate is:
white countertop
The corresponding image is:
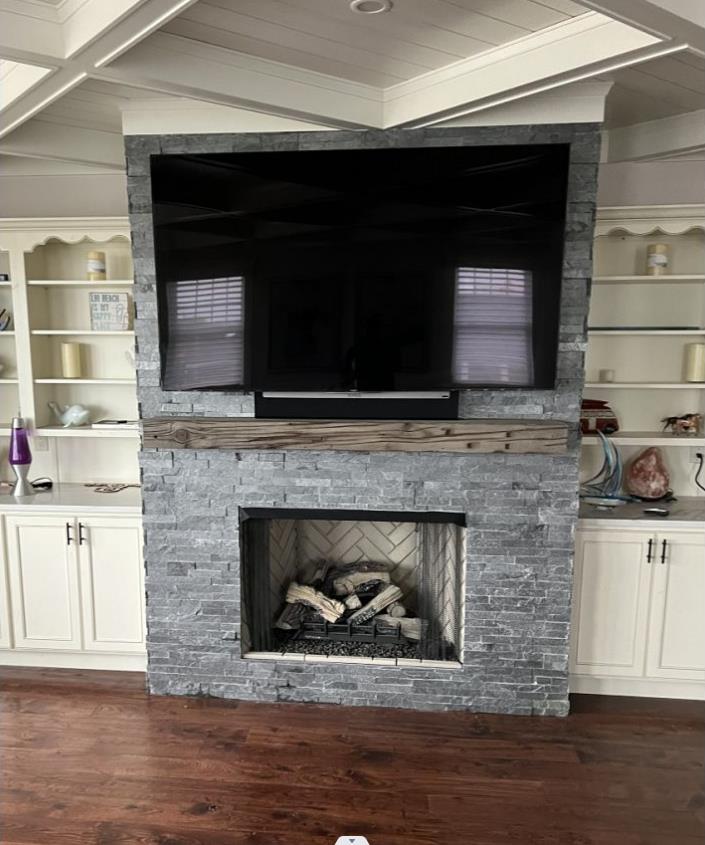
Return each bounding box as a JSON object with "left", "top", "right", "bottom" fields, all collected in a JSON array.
[
  {"left": 579, "top": 496, "right": 705, "bottom": 530},
  {"left": 0, "top": 483, "right": 142, "bottom": 514}
]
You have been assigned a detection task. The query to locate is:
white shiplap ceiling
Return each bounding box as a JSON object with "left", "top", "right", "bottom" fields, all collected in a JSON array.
[
  {"left": 162, "top": 0, "right": 588, "bottom": 86},
  {"left": 0, "top": 0, "right": 703, "bottom": 170}
]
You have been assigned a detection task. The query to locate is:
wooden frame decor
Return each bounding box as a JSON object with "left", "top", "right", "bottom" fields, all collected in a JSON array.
[{"left": 142, "top": 418, "right": 569, "bottom": 454}]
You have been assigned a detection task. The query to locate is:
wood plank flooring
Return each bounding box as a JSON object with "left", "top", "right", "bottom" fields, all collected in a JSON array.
[{"left": 1, "top": 668, "right": 703, "bottom": 845}]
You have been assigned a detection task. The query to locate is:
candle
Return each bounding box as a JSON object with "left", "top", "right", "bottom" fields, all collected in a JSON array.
[
  {"left": 646, "top": 243, "right": 669, "bottom": 276},
  {"left": 684, "top": 343, "right": 705, "bottom": 382},
  {"left": 87, "top": 250, "right": 106, "bottom": 281},
  {"left": 61, "top": 342, "right": 82, "bottom": 379}
]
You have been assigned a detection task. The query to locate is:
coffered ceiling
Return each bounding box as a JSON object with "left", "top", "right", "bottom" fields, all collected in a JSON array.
[{"left": 0, "top": 0, "right": 703, "bottom": 172}]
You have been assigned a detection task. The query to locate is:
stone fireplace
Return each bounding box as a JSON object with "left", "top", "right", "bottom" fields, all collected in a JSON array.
[{"left": 126, "top": 123, "right": 600, "bottom": 715}]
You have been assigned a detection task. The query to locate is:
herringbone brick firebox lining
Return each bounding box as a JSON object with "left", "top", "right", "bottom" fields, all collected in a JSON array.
[{"left": 253, "top": 516, "right": 463, "bottom": 659}]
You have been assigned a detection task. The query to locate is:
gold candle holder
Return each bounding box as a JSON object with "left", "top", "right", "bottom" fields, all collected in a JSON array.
[
  {"left": 87, "top": 250, "right": 106, "bottom": 281},
  {"left": 646, "top": 243, "right": 669, "bottom": 276}
]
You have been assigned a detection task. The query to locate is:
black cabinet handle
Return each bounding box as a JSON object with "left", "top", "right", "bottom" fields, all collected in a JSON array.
[
  {"left": 646, "top": 539, "right": 653, "bottom": 563},
  {"left": 78, "top": 522, "right": 86, "bottom": 545},
  {"left": 660, "top": 539, "right": 668, "bottom": 564},
  {"left": 66, "top": 522, "right": 73, "bottom": 545}
]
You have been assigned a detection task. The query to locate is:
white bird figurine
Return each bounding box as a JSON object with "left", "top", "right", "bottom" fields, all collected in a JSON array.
[{"left": 48, "top": 401, "right": 91, "bottom": 428}]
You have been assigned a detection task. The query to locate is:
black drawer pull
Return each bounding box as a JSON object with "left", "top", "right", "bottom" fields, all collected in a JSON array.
[
  {"left": 660, "top": 539, "right": 668, "bottom": 564},
  {"left": 78, "top": 522, "right": 86, "bottom": 545},
  {"left": 646, "top": 539, "right": 653, "bottom": 563},
  {"left": 66, "top": 522, "right": 73, "bottom": 545}
]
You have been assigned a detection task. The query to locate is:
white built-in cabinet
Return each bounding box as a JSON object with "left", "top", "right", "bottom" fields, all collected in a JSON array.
[
  {"left": 6, "top": 515, "right": 83, "bottom": 650},
  {"left": 646, "top": 532, "right": 705, "bottom": 682},
  {"left": 571, "top": 525, "right": 705, "bottom": 699},
  {"left": 0, "top": 511, "right": 146, "bottom": 670},
  {"left": 0, "top": 524, "right": 12, "bottom": 650}
]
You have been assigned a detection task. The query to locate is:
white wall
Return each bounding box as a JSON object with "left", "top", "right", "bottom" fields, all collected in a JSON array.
[
  {"left": 597, "top": 160, "right": 705, "bottom": 207},
  {"left": 0, "top": 174, "right": 128, "bottom": 217}
]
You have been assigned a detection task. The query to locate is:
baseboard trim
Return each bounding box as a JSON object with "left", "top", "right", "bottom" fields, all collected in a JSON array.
[
  {"left": 0, "top": 650, "right": 147, "bottom": 671},
  {"left": 570, "top": 674, "right": 705, "bottom": 700}
]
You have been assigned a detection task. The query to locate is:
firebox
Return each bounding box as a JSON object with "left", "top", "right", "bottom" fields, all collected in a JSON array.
[{"left": 240, "top": 508, "right": 466, "bottom": 665}]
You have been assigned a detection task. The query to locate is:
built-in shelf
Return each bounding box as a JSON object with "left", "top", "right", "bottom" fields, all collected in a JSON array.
[
  {"left": 34, "top": 426, "right": 140, "bottom": 439},
  {"left": 593, "top": 274, "right": 705, "bottom": 284},
  {"left": 0, "top": 217, "right": 139, "bottom": 486},
  {"left": 26, "top": 279, "right": 134, "bottom": 287},
  {"left": 585, "top": 382, "right": 705, "bottom": 389},
  {"left": 30, "top": 329, "right": 135, "bottom": 336},
  {"left": 588, "top": 207, "right": 705, "bottom": 495},
  {"left": 588, "top": 329, "right": 705, "bottom": 336},
  {"left": 34, "top": 378, "right": 137, "bottom": 385},
  {"left": 582, "top": 432, "right": 705, "bottom": 447}
]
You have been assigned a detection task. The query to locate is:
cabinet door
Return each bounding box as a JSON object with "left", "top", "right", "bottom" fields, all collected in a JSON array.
[
  {"left": 77, "top": 517, "right": 145, "bottom": 653},
  {"left": 5, "top": 516, "right": 82, "bottom": 650},
  {"left": 571, "top": 530, "right": 654, "bottom": 677},
  {"left": 646, "top": 533, "right": 705, "bottom": 681},
  {"left": 0, "top": 518, "right": 12, "bottom": 649}
]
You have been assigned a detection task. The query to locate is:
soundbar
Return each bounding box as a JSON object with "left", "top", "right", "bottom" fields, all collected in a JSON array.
[{"left": 260, "top": 391, "right": 452, "bottom": 400}]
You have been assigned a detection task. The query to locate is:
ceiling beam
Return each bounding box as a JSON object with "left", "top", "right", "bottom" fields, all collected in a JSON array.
[
  {"left": 382, "top": 13, "right": 676, "bottom": 127},
  {"left": 96, "top": 32, "right": 384, "bottom": 129},
  {"left": 0, "top": 0, "right": 200, "bottom": 137},
  {"left": 605, "top": 109, "right": 705, "bottom": 161},
  {"left": 576, "top": 0, "right": 705, "bottom": 55},
  {"left": 120, "top": 97, "right": 337, "bottom": 135}
]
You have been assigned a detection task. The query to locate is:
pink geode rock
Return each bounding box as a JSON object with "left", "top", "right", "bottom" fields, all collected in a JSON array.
[{"left": 625, "top": 447, "right": 670, "bottom": 499}]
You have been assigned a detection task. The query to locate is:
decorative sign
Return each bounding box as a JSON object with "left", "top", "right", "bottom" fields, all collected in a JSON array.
[{"left": 89, "top": 292, "right": 130, "bottom": 331}]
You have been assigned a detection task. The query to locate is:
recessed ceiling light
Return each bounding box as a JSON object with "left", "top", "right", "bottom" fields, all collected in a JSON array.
[{"left": 350, "top": 0, "right": 393, "bottom": 13}]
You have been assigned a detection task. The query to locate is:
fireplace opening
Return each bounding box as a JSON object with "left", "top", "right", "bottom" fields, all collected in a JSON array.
[{"left": 240, "top": 508, "right": 465, "bottom": 665}]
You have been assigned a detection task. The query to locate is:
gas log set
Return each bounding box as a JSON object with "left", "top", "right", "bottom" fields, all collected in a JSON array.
[{"left": 274, "top": 560, "right": 430, "bottom": 658}]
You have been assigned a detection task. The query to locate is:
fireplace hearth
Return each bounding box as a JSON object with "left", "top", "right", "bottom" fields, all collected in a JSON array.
[{"left": 240, "top": 508, "right": 465, "bottom": 665}]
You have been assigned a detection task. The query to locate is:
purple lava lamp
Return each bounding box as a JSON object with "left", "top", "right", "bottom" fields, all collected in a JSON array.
[{"left": 9, "top": 416, "right": 33, "bottom": 497}]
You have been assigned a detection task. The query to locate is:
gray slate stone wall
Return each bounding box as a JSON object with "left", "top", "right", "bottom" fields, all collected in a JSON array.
[{"left": 126, "top": 124, "right": 600, "bottom": 716}]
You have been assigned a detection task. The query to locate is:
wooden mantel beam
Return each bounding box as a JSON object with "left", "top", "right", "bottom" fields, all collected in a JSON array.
[{"left": 142, "top": 418, "right": 570, "bottom": 455}]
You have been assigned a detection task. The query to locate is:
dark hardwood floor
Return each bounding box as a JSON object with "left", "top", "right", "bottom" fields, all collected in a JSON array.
[{"left": 1, "top": 668, "right": 703, "bottom": 845}]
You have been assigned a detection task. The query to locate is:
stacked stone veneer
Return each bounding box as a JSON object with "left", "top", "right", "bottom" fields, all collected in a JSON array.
[{"left": 126, "top": 124, "right": 600, "bottom": 716}]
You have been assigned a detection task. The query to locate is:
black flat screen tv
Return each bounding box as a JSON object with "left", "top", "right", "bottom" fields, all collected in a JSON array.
[{"left": 151, "top": 143, "right": 570, "bottom": 392}]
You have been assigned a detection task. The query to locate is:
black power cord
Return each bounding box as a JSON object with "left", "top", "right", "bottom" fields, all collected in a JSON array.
[{"left": 695, "top": 452, "right": 705, "bottom": 493}]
